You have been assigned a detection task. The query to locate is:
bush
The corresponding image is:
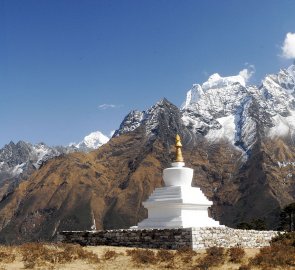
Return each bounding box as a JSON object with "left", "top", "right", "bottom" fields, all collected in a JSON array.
[
  {"left": 175, "top": 246, "right": 197, "bottom": 263},
  {"left": 176, "top": 246, "right": 197, "bottom": 256},
  {"left": 126, "top": 248, "right": 156, "bottom": 265},
  {"left": 249, "top": 231, "right": 295, "bottom": 269},
  {"left": 238, "top": 265, "right": 251, "bottom": 270},
  {"left": 0, "top": 246, "right": 16, "bottom": 263},
  {"left": 272, "top": 231, "right": 295, "bottom": 246},
  {"left": 228, "top": 246, "right": 245, "bottom": 263},
  {"left": 20, "top": 242, "right": 100, "bottom": 268},
  {"left": 237, "top": 219, "right": 267, "bottom": 230},
  {"left": 103, "top": 249, "right": 118, "bottom": 260},
  {"left": 197, "top": 246, "right": 225, "bottom": 269},
  {"left": 157, "top": 249, "right": 174, "bottom": 262}
]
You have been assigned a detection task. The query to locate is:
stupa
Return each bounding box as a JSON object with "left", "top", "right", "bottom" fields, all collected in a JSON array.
[{"left": 137, "top": 134, "right": 221, "bottom": 228}]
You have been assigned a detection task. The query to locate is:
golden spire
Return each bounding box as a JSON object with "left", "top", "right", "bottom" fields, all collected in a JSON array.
[{"left": 175, "top": 134, "right": 184, "bottom": 162}]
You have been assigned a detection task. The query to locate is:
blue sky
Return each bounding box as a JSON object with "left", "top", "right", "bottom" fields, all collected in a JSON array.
[{"left": 1, "top": 0, "right": 295, "bottom": 147}]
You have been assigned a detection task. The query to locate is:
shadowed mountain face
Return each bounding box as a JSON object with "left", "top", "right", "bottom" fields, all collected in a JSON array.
[{"left": 1, "top": 80, "right": 295, "bottom": 242}]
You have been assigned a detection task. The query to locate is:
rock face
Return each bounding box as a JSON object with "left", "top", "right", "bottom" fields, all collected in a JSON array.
[{"left": 0, "top": 66, "right": 295, "bottom": 243}]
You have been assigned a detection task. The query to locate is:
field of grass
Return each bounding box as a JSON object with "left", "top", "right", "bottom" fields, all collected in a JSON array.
[{"left": 0, "top": 233, "right": 294, "bottom": 269}]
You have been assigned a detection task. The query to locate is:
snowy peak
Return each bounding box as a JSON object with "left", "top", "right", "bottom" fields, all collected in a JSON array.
[
  {"left": 113, "top": 110, "right": 144, "bottom": 137},
  {"left": 0, "top": 141, "right": 71, "bottom": 182},
  {"left": 74, "top": 131, "right": 109, "bottom": 151},
  {"left": 0, "top": 130, "right": 109, "bottom": 183},
  {"left": 277, "top": 65, "right": 295, "bottom": 92},
  {"left": 181, "top": 64, "right": 295, "bottom": 154},
  {"left": 181, "top": 84, "right": 204, "bottom": 109},
  {"left": 202, "top": 73, "right": 246, "bottom": 90}
]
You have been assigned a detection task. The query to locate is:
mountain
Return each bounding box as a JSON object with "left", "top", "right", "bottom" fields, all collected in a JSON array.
[
  {"left": 181, "top": 65, "right": 295, "bottom": 154},
  {"left": 0, "top": 66, "right": 295, "bottom": 243},
  {"left": 71, "top": 131, "right": 109, "bottom": 152},
  {"left": 0, "top": 131, "right": 109, "bottom": 202},
  {"left": 0, "top": 141, "right": 76, "bottom": 202}
]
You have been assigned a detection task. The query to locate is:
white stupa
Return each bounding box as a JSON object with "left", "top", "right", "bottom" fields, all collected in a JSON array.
[{"left": 137, "top": 134, "right": 221, "bottom": 228}]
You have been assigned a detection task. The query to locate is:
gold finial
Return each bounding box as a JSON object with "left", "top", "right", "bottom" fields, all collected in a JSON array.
[{"left": 175, "top": 134, "right": 184, "bottom": 162}]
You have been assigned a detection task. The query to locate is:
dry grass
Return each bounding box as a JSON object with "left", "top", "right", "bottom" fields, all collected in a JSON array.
[
  {"left": 0, "top": 243, "right": 291, "bottom": 269},
  {"left": 19, "top": 242, "right": 100, "bottom": 269}
]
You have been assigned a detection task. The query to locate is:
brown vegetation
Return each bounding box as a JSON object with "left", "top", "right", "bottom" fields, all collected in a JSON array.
[
  {"left": 20, "top": 242, "right": 100, "bottom": 268},
  {"left": 248, "top": 232, "right": 295, "bottom": 269},
  {"left": 103, "top": 249, "right": 118, "bottom": 260},
  {"left": 126, "top": 248, "right": 156, "bottom": 265},
  {"left": 197, "top": 246, "right": 226, "bottom": 269},
  {"left": 228, "top": 246, "right": 246, "bottom": 263},
  {"left": 0, "top": 235, "right": 294, "bottom": 269}
]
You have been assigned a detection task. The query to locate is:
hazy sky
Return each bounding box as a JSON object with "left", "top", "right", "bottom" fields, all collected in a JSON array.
[{"left": 1, "top": 0, "right": 295, "bottom": 147}]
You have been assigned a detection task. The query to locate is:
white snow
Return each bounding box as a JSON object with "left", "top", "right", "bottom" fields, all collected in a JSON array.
[
  {"left": 75, "top": 131, "right": 109, "bottom": 150},
  {"left": 202, "top": 73, "right": 246, "bottom": 90},
  {"left": 206, "top": 115, "right": 236, "bottom": 143},
  {"left": 277, "top": 161, "right": 295, "bottom": 168},
  {"left": 268, "top": 111, "right": 295, "bottom": 138},
  {"left": 181, "top": 84, "right": 204, "bottom": 109},
  {"left": 11, "top": 163, "right": 25, "bottom": 176}
]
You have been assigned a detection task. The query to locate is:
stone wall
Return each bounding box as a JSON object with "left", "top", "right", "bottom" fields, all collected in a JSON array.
[
  {"left": 57, "top": 227, "right": 279, "bottom": 250},
  {"left": 191, "top": 227, "right": 278, "bottom": 249},
  {"left": 58, "top": 228, "right": 193, "bottom": 249}
]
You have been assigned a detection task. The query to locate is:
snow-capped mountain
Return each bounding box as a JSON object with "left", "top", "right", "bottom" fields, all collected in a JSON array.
[
  {"left": 73, "top": 131, "right": 109, "bottom": 152},
  {"left": 0, "top": 141, "right": 73, "bottom": 184},
  {"left": 0, "top": 130, "right": 109, "bottom": 185},
  {"left": 181, "top": 65, "right": 295, "bottom": 153}
]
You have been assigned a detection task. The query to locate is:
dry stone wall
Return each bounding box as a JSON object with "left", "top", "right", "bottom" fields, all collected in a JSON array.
[
  {"left": 191, "top": 227, "right": 278, "bottom": 249},
  {"left": 58, "top": 228, "right": 192, "bottom": 249},
  {"left": 57, "top": 227, "right": 279, "bottom": 250}
]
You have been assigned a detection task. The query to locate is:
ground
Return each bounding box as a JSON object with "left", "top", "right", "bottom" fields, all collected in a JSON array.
[{"left": 0, "top": 243, "right": 292, "bottom": 270}]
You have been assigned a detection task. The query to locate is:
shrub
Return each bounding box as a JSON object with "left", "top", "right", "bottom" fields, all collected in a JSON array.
[
  {"left": 197, "top": 246, "right": 225, "bottom": 270},
  {"left": 20, "top": 242, "right": 100, "bottom": 268},
  {"left": 175, "top": 246, "right": 197, "bottom": 263},
  {"left": 252, "top": 231, "right": 295, "bottom": 269},
  {"left": 272, "top": 231, "right": 295, "bottom": 246},
  {"left": 237, "top": 219, "right": 267, "bottom": 230},
  {"left": 228, "top": 246, "right": 245, "bottom": 263},
  {"left": 0, "top": 246, "right": 16, "bottom": 263},
  {"left": 103, "top": 249, "right": 118, "bottom": 260},
  {"left": 238, "top": 265, "right": 251, "bottom": 270},
  {"left": 157, "top": 249, "right": 174, "bottom": 262},
  {"left": 126, "top": 248, "right": 156, "bottom": 265},
  {"left": 176, "top": 246, "right": 197, "bottom": 256}
]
